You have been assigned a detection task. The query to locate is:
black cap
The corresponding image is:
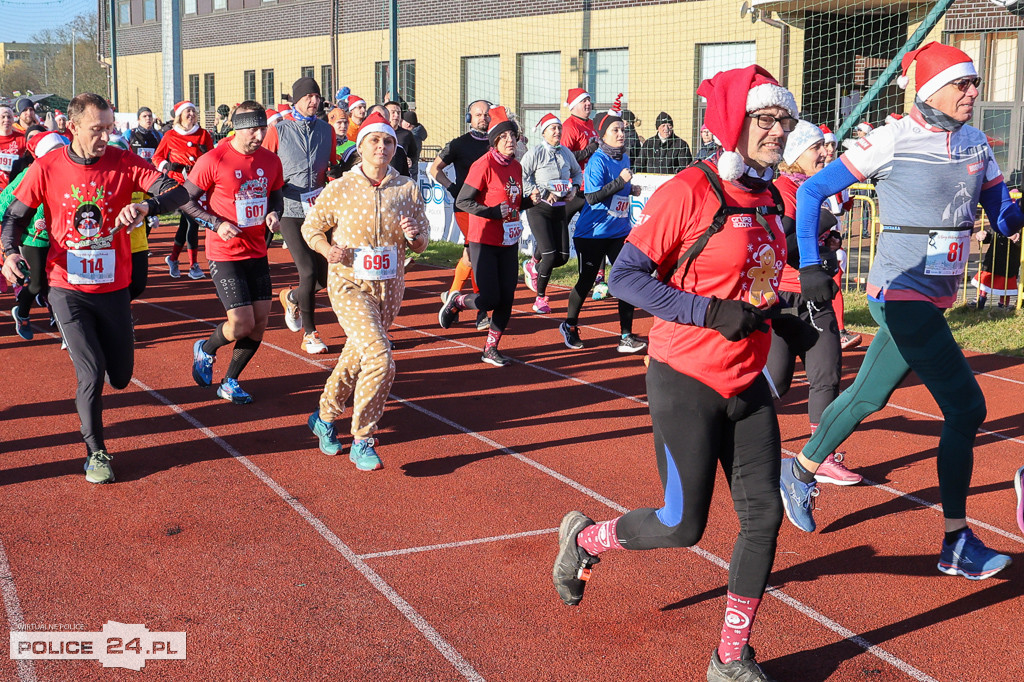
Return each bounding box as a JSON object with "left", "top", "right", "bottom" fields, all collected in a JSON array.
[
  {"left": 402, "top": 110, "right": 418, "bottom": 126},
  {"left": 655, "top": 112, "right": 673, "bottom": 127},
  {"left": 15, "top": 97, "right": 33, "bottom": 113},
  {"left": 137, "top": 106, "right": 152, "bottom": 117},
  {"left": 291, "top": 77, "right": 321, "bottom": 103},
  {"left": 217, "top": 104, "right": 230, "bottom": 117}
]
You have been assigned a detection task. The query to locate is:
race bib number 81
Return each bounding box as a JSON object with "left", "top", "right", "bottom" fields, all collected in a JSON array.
[{"left": 924, "top": 230, "right": 971, "bottom": 276}]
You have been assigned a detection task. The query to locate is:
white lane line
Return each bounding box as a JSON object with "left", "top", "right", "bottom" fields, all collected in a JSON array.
[
  {"left": 358, "top": 528, "right": 558, "bottom": 560},
  {"left": 0, "top": 538, "right": 38, "bottom": 682},
  {"left": 973, "top": 370, "right": 1024, "bottom": 387},
  {"left": 887, "top": 402, "right": 1024, "bottom": 448},
  {"left": 131, "top": 376, "right": 484, "bottom": 682},
  {"left": 389, "top": 393, "right": 939, "bottom": 682}
]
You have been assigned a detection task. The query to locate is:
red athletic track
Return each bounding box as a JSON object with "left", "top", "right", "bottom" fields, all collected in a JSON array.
[{"left": 1, "top": 230, "right": 1022, "bottom": 682}]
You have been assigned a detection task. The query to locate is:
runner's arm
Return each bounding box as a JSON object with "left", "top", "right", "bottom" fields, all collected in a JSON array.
[
  {"left": 268, "top": 188, "right": 284, "bottom": 219},
  {"left": 979, "top": 182, "right": 1024, "bottom": 237},
  {"left": 795, "top": 160, "right": 858, "bottom": 268},
  {"left": 455, "top": 183, "right": 503, "bottom": 220},
  {"left": 608, "top": 242, "right": 710, "bottom": 326},
  {"left": 584, "top": 176, "right": 626, "bottom": 204},
  {"left": 0, "top": 199, "right": 33, "bottom": 258}
]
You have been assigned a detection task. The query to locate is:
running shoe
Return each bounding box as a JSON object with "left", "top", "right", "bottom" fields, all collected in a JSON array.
[
  {"left": 523, "top": 258, "right": 538, "bottom": 293},
  {"left": 165, "top": 255, "right": 180, "bottom": 279},
  {"left": 533, "top": 296, "right": 551, "bottom": 314},
  {"left": 440, "top": 291, "right": 451, "bottom": 304},
  {"left": 839, "top": 330, "right": 862, "bottom": 350},
  {"left": 552, "top": 511, "right": 599, "bottom": 606},
  {"left": 475, "top": 313, "right": 491, "bottom": 331},
  {"left": 559, "top": 322, "right": 583, "bottom": 349},
  {"left": 591, "top": 282, "right": 610, "bottom": 300},
  {"left": 279, "top": 288, "right": 301, "bottom": 332},
  {"left": 938, "top": 527, "right": 1011, "bottom": 580},
  {"left": 308, "top": 412, "right": 342, "bottom": 456},
  {"left": 349, "top": 438, "right": 383, "bottom": 471},
  {"left": 780, "top": 457, "right": 818, "bottom": 532},
  {"left": 481, "top": 346, "right": 512, "bottom": 367},
  {"left": 84, "top": 450, "right": 115, "bottom": 484},
  {"left": 301, "top": 331, "right": 329, "bottom": 354},
  {"left": 11, "top": 306, "right": 32, "bottom": 340},
  {"left": 438, "top": 291, "right": 461, "bottom": 329},
  {"left": 191, "top": 339, "right": 215, "bottom": 387},
  {"left": 707, "top": 645, "right": 777, "bottom": 682},
  {"left": 217, "top": 378, "right": 253, "bottom": 405},
  {"left": 594, "top": 268, "right": 605, "bottom": 285},
  {"left": 1015, "top": 466, "right": 1024, "bottom": 535},
  {"left": 814, "top": 451, "right": 863, "bottom": 485},
  {"left": 187, "top": 263, "right": 205, "bottom": 280},
  {"left": 617, "top": 334, "right": 647, "bottom": 354}
]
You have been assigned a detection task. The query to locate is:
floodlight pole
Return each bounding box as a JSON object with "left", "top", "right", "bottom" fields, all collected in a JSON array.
[
  {"left": 108, "top": 0, "right": 118, "bottom": 108},
  {"left": 389, "top": 0, "right": 399, "bottom": 100}
]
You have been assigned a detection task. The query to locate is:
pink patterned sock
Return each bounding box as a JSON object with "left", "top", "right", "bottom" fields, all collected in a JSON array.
[
  {"left": 718, "top": 592, "right": 761, "bottom": 664},
  {"left": 576, "top": 518, "right": 624, "bottom": 556},
  {"left": 485, "top": 328, "right": 502, "bottom": 349}
]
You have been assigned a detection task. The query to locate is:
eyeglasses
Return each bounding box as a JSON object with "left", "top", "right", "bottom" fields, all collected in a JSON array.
[
  {"left": 949, "top": 76, "right": 982, "bottom": 93},
  {"left": 747, "top": 113, "right": 798, "bottom": 132}
]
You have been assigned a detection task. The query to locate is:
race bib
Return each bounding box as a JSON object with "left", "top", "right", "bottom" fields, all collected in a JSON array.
[
  {"left": 300, "top": 188, "right": 323, "bottom": 216},
  {"left": 608, "top": 193, "right": 630, "bottom": 219},
  {"left": 352, "top": 245, "right": 398, "bottom": 280},
  {"left": 547, "top": 181, "right": 571, "bottom": 198},
  {"left": 136, "top": 147, "right": 155, "bottom": 160},
  {"left": 235, "top": 196, "right": 267, "bottom": 228},
  {"left": 0, "top": 152, "right": 17, "bottom": 172},
  {"left": 67, "top": 249, "right": 115, "bottom": 285},
  {"left": 502, "top": 219, "right": 523, "bottom": 246},
  {"left": 924, "top": 230, "right": 971, "bottom": 276}
]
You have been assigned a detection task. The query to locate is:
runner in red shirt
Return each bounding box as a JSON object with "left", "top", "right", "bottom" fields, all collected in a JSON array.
[
  {"left": 1, "top": 93, "right": 193, "bottom": 485},
  {"left": 552, "top": 66, "right": 798, "bottom": 682},
  {"left": 560, "top": 88, "right": 597, "bottom": 226},
  {"left": 0, "top": 105, "right": 28, "bottom": 190}
]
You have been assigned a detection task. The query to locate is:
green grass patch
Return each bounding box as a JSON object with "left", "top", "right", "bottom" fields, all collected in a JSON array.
[{"left": 416, "top": 240, "right": 581, "bottom": 287}]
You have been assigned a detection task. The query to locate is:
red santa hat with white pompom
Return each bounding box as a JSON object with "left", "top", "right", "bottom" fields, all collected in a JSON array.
[{"left": 896, "top": 41, "right": 977, "bottom": 101}]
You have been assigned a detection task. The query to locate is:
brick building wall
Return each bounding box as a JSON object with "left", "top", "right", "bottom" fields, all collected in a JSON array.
[{"left": 945, "top": 0, "right": 1024, "bottom": 31}]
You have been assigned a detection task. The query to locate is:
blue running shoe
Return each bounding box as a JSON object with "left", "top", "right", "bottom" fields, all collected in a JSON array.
[
  {"left": 780, "top": 457, "right": 818, "bottom": 532},
  {"left": 938, "top": 528, "right": 1011, "bottom": 580},
  {"left": 11, "top": 305, "right": 32, "bottom": 340},
  {"left": 349, "top": 438, "right": 383, "bottom": 471},
  {"left": 308, "top": 412, "right": 342, "bottom": 456},
  {"left": 216, "top": 378, "right": 252, "bottom": 404},
  {"left": 192, "top": 339, "right": 215, "bottom": 387}
]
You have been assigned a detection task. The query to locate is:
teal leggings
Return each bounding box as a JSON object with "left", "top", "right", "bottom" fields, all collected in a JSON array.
[{"left": 805, "top": 299, "right": 985, "bottom": 519}]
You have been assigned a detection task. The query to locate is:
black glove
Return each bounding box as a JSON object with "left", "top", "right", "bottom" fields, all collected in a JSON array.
[
  {"left": 799, "top": 264, "right": 839, "bottom": 305},
  {"left": 704, "top": 297, "right": 769, "bottom": 341},
  {"left": 583, "top": 139, "right": 599, "bottom": 158},
  {"left": 166, "top": 162, "right": 186, "bottom": 173}
]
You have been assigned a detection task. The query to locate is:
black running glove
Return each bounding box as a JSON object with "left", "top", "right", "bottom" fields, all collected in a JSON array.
[
  {"left": 166, "top": 162, "right": 186, "bottom": 173},
  {"left": 799, "top": 264, "right": 839, "bottom": 305},
  {"left": 704, "top": 297, "right": 769, "bottom": 341}
]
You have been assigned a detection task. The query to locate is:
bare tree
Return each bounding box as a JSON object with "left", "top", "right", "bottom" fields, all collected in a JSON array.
[{"left": 25, "top": 13, "right": 106, "bottom": 99}]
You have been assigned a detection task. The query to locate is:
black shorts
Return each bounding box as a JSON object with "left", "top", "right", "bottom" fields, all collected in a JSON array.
[{"left": 210, "top": 257, "right": 272, "bottom": 310}]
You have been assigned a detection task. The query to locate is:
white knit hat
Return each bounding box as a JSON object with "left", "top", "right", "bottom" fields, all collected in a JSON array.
[{"left": 782, "top": 120, "right": 824, "bottom": 166}]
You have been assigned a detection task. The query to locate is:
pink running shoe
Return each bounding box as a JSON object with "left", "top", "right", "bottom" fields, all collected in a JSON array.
[
  {"left": 1015, "top": 466, "right": 1024, "bottom": 535},
  {"left": 533, "top": 296, "right": 551, "bottom": 314},
  {"left": 814, "top": 451, "right": 862, "bottom": 486},
  {"left": 523, "top": 258, "right": 539, "bottom": 293}
]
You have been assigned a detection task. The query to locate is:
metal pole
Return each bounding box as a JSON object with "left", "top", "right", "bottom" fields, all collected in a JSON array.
[
  {"left": 162, "top": 0, "right": 183, "bottom": 122},
  {"left": 836, "top": 0, "right": 955, "bottom": 140},
  {"left": 388, "top": 0, "right": 398, "bottom": 100},
  {"left": 108, "top": 0, "right": 118, "bottom": 108},
  {"left": 330, "top": 0, "right": 338, "bottom": 100},
  {"left": 72, "top": 28, "right": 76, "bottom": 97}
]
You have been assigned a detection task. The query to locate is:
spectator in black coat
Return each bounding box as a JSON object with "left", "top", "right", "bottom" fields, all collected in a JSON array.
[
  {"left": 637, "top": 112, "right": 691, "bottom": 174},
  {"left": 621, "top": 109, "right": 644, "bottom": 164}
]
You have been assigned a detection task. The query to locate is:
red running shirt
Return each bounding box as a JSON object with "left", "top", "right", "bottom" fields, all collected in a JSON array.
[
  {"left": 463, "top": 154, "right": 525, "bottom": 247},
  {"left": 188, "top": 142, "right": 284, "bottom": 261},
  {"left": 14, "top": 147, "right": 163, "bottom": 293},
  {"left": 627, "top": 162, "right": 787, "bottom": 398},
  {"left": 0, "top": 134, "right": 26, "bottom": 189}
]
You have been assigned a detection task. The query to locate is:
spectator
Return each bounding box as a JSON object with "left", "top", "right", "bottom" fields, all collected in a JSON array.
[
  {"left": 13, "top": 98, "right": 37, "bottom": 134},
  {"left": 694, "top": 123, "right": 719, "bottom": 161},
  {"left": 212, "top": 104, "right": 233, "bottom": 142},
  {"left": 400, "top": 110, "right": 424, "bottom": 177},
  {"left": 621, "top": 109, "right": 643, "bottom": 162},
  {"left": 638, "top": 112, "right": 692, "bottom": 174}
]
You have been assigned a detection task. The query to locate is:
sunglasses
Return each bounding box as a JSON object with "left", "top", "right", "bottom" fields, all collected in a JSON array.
[
  {"left": 748, "top": 113, "right": 798, "bottom": 133},
  {"left": 949, "top": 76, "right": 982, "bottom": 93}
]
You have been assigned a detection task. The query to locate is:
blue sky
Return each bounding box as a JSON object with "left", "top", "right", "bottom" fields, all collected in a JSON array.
[{"left": 0, "top": 0, "right": 96, "bottom": 43}]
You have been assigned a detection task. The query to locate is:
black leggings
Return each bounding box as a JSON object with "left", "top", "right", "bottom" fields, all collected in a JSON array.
[
  {"left": 461, "top": 242, "right": 519, "bottom": 332},
  {"left": 129, "top": 251, "right": 149, "bottom": 300},
  {"left": 764, "top": 290, "right": 841, "bottom": 424},
  {"left": 49, "top": 287, "right": 135, "bottom": 454},
  {"left": 15, "top": 244, "right": 48, "bottom": 317},
  {"left": 568, "top": 236, "right": 634, "bottom": 334},
  {"left": 173, "top": 212, "right": 199, "bottom": 251},
  {"left": 279, "top": 216, "right": 329, "bottom": 334},
  {"left": 528, "top": 203, "right": 570, "bottom": 297},
  {"left": 616, "top": 359, "right": 783, "bottom": 598}
]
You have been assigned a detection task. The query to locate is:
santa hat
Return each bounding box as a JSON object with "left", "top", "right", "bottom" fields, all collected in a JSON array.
[
  {"left": 173, "top": 100, "right": 196, "bottom": 118},
  {"left": 696, "top": 65, "right": 797, "bottom": 181},
  {"left": 885, "top": 113, "right": 903, "bottom": 125},
  {"left": 819, "top": 124, "right": 836, "bottom": 144},
  {"left": 345, "top": 94, "right": 366, "bottom": 111},
  {"left": 355, "top": 110, "right": 396, "bottom": 148},
  {"left": 856, "top": 121, "right": 874, "bottom": 134},
  {"left": 595, "top": 93, "right": 624, "bottom": 137},
  {"left": 535, "top": 113, "right": 561, "bottom": 134},
  {"left": 782, "top": 120, "right": 824, "bottom": 166},
  {"left": 266, "top": 109, "right": 282, "bottom": 125},
  {"left": 896, "top": 41, "right": 977, "bottom": 102},
  {"left": 565, "top": 88, "right": 590, "bottom": 111},
  {"left": 54, "top": 109, "right": 66, "bottom": 122},
  {"left": 27, "top": 130, "right": 67, "bottom": 158},
  {"left": 487, "top": 105, "right": 517, "bottom": 145}
]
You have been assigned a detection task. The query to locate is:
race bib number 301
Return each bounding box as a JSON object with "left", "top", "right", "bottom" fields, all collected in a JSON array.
[
  {"left": 609, "top": 194, "right": 630, "bottom": 219},
  {"left": 67, "top": 249, "right": 115, "bottom": 285},
  {"left": 352, "top": 245, "right": 398, "bottom": 280},
  {"left": 924, "top": 230, "right": 971, "bottom": 276}
]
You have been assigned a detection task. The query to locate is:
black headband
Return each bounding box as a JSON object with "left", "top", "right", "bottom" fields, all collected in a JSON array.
[{"left": 232, "top": 111, "right": 268, "bottom": 130}]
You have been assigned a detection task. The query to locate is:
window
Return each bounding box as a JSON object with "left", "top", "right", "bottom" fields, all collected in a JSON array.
[
  {"left": 184, "top": 0, "right": 197, "bottom": 14},
  {"left": 375, "top": 60, "right": 416, "bottom": 106},
  {"left": 321, "top": 65, "right": 334, "bottom": 101},
  {"left": 986, "top": 33, "right": 1017, "bottom": 102},
  {"left": 204, "top": 73, "right": 216, "bottom": 114},
  {"left": 580, "top": 48, "right": 628, "bottom": 109},
  {"left": 261, "top": 69, "right": 275, "bottom": 108},
  {"left": 695, "top": 42, "right": 755, "bottom": 132},
  {"left": 118, "top": 0, "right": 130, "bottom": 24},
  {"left": 143, "top": 0, "right": 156, "bottom": 21},
  {"left": 301, "top": 66, "right": 314, "bottom": 80},
  {"left": 213, "top": 0, "right": 227, "bottom": 9},
  {"left": 243, "top": 70, "right": 256, "bottom": 102},
  {"left": 518, "top": 52, "right": 560, "bottom": 137},
  {"left": 461, "top": 56, "right": 499, "bottom": 116},
  {"left": 188, "top": 74, "right": 199, "bottom": 109}
]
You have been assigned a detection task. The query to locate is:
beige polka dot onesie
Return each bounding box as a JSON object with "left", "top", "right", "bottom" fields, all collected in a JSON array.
[{"left": 301, "top": 166, "right": 429, "bottom": 439}]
